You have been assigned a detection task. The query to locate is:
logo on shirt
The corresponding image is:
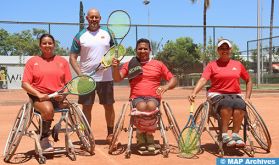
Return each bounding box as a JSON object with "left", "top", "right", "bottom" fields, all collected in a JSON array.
[
  {"left": 34, "top": 62, "right": 38, "bottom": 66},
  {"left": 232, "top": 67, "right": 237, "bottom": 71},
  {"left": 101, "top": 36, "right": 105, "bottom": 39}
]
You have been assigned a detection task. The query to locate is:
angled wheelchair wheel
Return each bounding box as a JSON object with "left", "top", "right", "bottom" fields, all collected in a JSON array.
[
  {"left": 246, "top": 101, "right": 271, "bottom": 152},
  {"left": 3, "top": 102, "right": 32, "bottom": 162},
  {"left": 193, "top": 101, "right": 210, "bottom": 136},
  {"left": 108, "top": 103, "right": 128, "bottom": 154},
  {"left": 69, "top": 103, "right": 95, "bottom": 155},
  {"left": 162, "top": 101, "right": 181, "bottom": 144}
]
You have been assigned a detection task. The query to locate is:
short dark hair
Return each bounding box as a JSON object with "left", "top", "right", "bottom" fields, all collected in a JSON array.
[
  {"left": 136, "top": 38, "right": 151, "bottom": 50},
  {"left": 39, "top": 33, "right": 55, "bottom": 45}
]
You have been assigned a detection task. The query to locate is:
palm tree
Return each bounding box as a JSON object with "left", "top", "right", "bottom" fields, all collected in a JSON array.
[
  {"left": 268, "top": 0, "right": 274, "bottom": 73},
  {"left": 79, "top": 1, "right": 85, "bottom": 31},
  {"left": 190, "top": 0, "right": 210, "bottom": 69}
]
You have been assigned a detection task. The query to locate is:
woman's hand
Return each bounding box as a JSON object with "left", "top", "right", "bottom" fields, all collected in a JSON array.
[
  {"left": 54, "top": 95, "right": 65, "bottom": 102},
  {"left": 188, "top": 95, "right": 196, "bottom": 103},
  {"left": 156, "top": 85, "right": 169, "bottom": 96},
  {"left": 37, "top": 93, "right": 49, "bottom": 102}
]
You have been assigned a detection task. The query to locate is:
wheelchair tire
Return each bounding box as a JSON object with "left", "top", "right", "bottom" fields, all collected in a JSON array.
[
  {"left": 246, "top": 101, "right": 271, "bottom": 152},
  {"left": 69, "top": 103, "right": 95, "bottom": 155},
  {"left": 162, "top": 101, "right": 181, "bottom": 144},
  {"left": 193, "top": 101, "right": 210, "bottom": 136},
  {"left": 108, "top": 103, "right": 128, "bottom": 154},
  {"left": 3, "top": 102, "right": 32, "bottom": 162}
]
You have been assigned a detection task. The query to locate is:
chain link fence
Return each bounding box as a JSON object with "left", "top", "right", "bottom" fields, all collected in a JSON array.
[{"left": 1, "top": 21, "right": 279, "bottom": 88}]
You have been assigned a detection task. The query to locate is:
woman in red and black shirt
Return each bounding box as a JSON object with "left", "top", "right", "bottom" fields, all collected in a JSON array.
[{"left": 189, "top": 39, "right": 252, "bottom": 148}]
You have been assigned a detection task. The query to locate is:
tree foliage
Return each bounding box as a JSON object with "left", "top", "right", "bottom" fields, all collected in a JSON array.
[
  {"left": 156, "top": 37, "right": 202, "bottom": 76},
  {"left": 0, "top": 28, "right": 68, "bottom": 56}
]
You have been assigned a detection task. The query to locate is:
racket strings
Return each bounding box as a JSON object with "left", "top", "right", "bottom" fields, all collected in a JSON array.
[
  {"left": 107, "top": 11, "right": 131, "bottom": 39},
  {"left": 102, "top": 45, "right": 126, "bottom": 67},
  {"left": 178, "top": 122, "right": 200, "bottom": 158},
  {"left": 66, "top": 76, "right": 96, "bottom": 95}
]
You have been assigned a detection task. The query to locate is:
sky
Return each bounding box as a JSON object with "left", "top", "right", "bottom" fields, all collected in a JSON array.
[{"left": 0, "top": 0, "right": 278, "bottom": 52}]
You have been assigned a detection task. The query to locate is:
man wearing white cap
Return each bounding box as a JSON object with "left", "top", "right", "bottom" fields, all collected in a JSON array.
[{"left": 189, "top": 39, "right": 252, "bottom": 148}]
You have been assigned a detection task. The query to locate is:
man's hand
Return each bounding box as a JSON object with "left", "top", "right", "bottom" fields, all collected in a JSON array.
[{"left": 112, "top": 57, "right": 120, "bottom": 68}]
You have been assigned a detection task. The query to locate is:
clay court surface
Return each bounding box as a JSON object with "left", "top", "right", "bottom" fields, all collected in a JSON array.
[{"left": 0, "top": 86, "right": 278, "bottom": 165}]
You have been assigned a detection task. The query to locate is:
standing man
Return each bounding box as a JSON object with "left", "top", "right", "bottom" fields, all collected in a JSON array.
[{"left": 69, "top": 8, "right": 115, "bottom": 144}]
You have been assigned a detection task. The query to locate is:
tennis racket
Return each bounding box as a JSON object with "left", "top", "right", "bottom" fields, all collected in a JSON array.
[
  {"left": 48, "top": 75, "right": 96, "bottom": 98},
  {"left": 107, "top": 10, "right": 131, "bottom": 60},
  {"left": 178, "top": 103, "right": 201, "bottom": 158}
]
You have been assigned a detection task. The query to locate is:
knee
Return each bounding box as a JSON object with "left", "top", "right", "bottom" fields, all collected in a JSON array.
[
  {"left": 41, "top": 107, "right": 54, "bottom": 120},
  {"left": 136, "top": 102, "right": 147, "bottom": 111},
  {"left": 233, "top": 109, "right": 245, "bottom": 117},
  {"left": 146, "top": 103, "right": 157, "bottom": 111}
]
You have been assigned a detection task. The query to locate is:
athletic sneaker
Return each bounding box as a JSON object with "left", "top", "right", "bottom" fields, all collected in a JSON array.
[
  {"left": 232, "top": 133, "right": 245, "bottom": 148},
  {"left": 222, "top": 134, "right": 236, "bottom": 147},
  {"left": 136, "top": 133, "right": 146, "bottom": 151},
  {"left": 146, "top": 134, "right": 156, "bottom": 152},
  {"left": 40, "top": 137, "right": 54, "bottom": 152}
]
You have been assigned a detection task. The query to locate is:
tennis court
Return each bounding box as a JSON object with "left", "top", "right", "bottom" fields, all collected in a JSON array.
[{"left": 0, "top": 86, "right": 278, "bottom": 165}]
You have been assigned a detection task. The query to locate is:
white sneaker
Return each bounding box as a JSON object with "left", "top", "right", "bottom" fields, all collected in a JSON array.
[{"left": 40, "top": 137, "right": 54, "bottom": 152}]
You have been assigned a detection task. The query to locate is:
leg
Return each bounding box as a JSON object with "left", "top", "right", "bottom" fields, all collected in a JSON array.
[
  {"left": 97, "top": 81, "right": 115, "bottom": 143},
  {"left": 232, "top": 109, "right": 245, "bottom": 133},
  {"left": 135, "top": 101, "right": 147, "bottom": 111},
  {"left": 82, "top": 104, "right": 93, "bottom": 125},
  {"left": 231, "top": 97, "right": 247, "bottom": 147},
  {"left": 146, "top": 132, "right": 156, "bottom": 152},
  {"left": 33, "top": 101, "right": 55, "bottom": 152},
  {"left": 218, "top": 95, "right": 236, "bottom": 147},
  {"left": 78, "top": 89, "right": 96, "bottom": 126},
  {"left": 103, "top": 104, "right": 115, "bottom": 133},
  {"left": 220, "top": 107, "right": 233, "bottom": 133}
]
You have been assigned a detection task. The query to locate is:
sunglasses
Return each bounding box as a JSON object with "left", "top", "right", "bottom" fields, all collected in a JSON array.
[{"left": 218, "top": 47, "right": 230, "bottom": 51}]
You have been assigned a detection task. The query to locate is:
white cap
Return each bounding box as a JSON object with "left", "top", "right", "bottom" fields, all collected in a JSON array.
[{"left": 217, "top": 39, "right": 232, "bottom": 48}]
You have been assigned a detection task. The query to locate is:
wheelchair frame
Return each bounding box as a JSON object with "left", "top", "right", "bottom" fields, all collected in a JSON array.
[
  {"left": 108, "top": 101, "right": 180, "bottom": 158},
  {"left": 193, "top": 98, "right": 271, "bottom": 157},
  {"left": 3, "top": 99, "right": 95, "bottom": 164}
]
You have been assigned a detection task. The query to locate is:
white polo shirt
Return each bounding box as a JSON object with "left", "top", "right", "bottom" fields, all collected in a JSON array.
[{"left": 70, "top": 27, "right": 114, "bottom": 82}]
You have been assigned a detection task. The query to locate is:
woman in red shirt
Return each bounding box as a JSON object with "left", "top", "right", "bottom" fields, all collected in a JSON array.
[
  {"left": 189, "top": 39, "right": 252, "bottom": 148},
  {"left": 22, "top": 34, "right": 72, "bottom": 152}
]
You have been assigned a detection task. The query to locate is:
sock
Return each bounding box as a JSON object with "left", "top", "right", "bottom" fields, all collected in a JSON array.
[
  {"left": 222, "top": 133, "right": 228, "bottom": 138},
  {"left": 232, "top": 133, "right": 239, "bottom": 137},
  {"left": 107, "top": 126, "right": 113, "bottom": 136}
]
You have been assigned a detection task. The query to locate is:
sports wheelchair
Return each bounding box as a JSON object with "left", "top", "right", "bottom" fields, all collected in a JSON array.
[
  {"left": 3, "top": 98, "right": 95, "bottom": 164},
  {"left": 193, "top": 95, "right": 271, "bottom": 157},
  {"left": 108, "top": 101, "right": 180, "bottom": 158}
]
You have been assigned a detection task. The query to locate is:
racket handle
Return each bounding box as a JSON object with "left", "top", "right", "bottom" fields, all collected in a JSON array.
[
  {"left": 48, "top": 92, "right": 59, "bottom": 98},
  {"left": 190, "top": 103, "right": 195, "bottom": 113},
  {"left": 115, "top": 47, "right": 118, "bottom": 58}
]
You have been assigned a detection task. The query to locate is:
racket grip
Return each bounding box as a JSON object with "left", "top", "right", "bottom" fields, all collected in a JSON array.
[
  {"left": 48, "top": 92, "right": 59, "bottom": 98},
  {"left": 190, "top": 103, "right": 195, "bottom": 113}
]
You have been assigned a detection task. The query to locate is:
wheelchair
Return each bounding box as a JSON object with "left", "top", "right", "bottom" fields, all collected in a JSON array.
[
  {"left": 108, "top": 100, "right": 180, "bottom": 158},
  {"left": 3, "top": 98, "right": 95, "bottom": 164},
  {"left": 193, "top": 95, "right": 272, "bottom": 157}
]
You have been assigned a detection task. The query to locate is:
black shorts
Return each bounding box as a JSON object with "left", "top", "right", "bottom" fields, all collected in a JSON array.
[
  {"left": 27, "top": 93, "right": 60, "bottom": 109},
  {"left": 78, "top": 81, "right": 115, "bottom": 105},
  {"left": 210, "top": 94, "right": 246, "bottom": 113},
  {"left": 131, "top": 96, "right": 160, "bottom": 108}
]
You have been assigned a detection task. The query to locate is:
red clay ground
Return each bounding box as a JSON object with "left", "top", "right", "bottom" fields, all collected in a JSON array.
[{"left": 0, "top": 86, "right": 278, "bottom": 165}]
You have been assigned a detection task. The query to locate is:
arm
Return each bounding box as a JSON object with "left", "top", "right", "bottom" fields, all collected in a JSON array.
[
  {"left": 157, "top": 76, "right": 177, "bottom": 95},
  {"left": 189, "top": 77, "right": 208, "bottom": 102},
  {"left": 21, "top": 82, "right": 48, "bottom": 101},
  {"left": 111, "top": 58, "right": 124, "bottom": 82},
  {"left": 69, "top": 53, "right": 82, "bottom": 76},
  {"left": 245, "top": 77, "right": 252, "bottom": 100}
]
